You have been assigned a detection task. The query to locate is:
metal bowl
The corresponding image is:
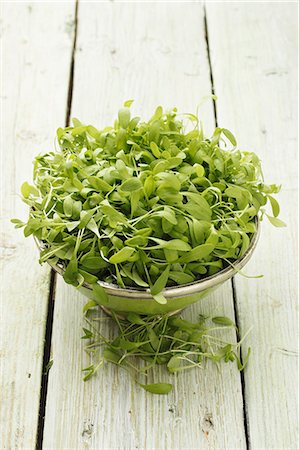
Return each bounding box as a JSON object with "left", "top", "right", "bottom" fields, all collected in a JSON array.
[{"left": 36, "top": 221, "right": 260, "bottom": 315}]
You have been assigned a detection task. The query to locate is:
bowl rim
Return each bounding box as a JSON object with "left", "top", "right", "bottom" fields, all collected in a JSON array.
[{"left": 35, "top": 218, "right": 260, "bottom": 300}]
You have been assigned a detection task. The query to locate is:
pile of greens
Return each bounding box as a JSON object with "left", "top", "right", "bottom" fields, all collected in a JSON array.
[
  {"left": 12, "top": 101, "right": 285, "bottom": 303},
  {"left": 82, "top": 305, "right": 251, "bottom": 394}
]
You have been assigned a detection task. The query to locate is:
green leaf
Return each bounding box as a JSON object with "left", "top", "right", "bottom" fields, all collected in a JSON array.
[
  {"left": 151, "top": 266, "right": 170, "bottom": 296},
  {"left": 149, "top": 121, "right": 160, "bottom": 143},
  {"left": 124, "top": 99, "right": 134, "bottom": 107},
  {"left": 63, "top": 196, "right": 74, "bottom": 217},
  {"left": 109, "top": 247, "right": 135, "bottom": 264},
  {"left": 122, "top": 266, "right": 149, "bottom": 287},
  {"left": 212, "top": 316, "right": 235, "bottom": 327},
  {"left": 222, "top": 128, "right": 237, "bottom": 146},
  {"left": 239, "top": 233, "right": 250, "bottom": 257},
  {"left": 88, "top": 176, "right": 112, "bottom": 193},
  {"left": 79, "top": 270, "right": 99, "bottom": 284},
  {"left": 81, "top": 327, "right": 93, "bottom": 339},
  {"left": 139, "top": 383, "right": 173, "bottom": 395},
  {"left": 117, "top": 338, "right": 143, "bottom": 350},
  {"left": 126, "top": 313, "right": 146, "bottom": 325},
  {"left": 169, "top": 271, "right": 195, "bottom": 284},
  {"left": 268, "top": 195, "right": 280, "bottom": 217},
  {"left": 21, "top": 181, "right": 39, "bottom": 198},
  {"left": 150, "top": 238, "right": 191, "bottom": 252},
  {"left": 194, "top": 164, "right": 205, "bottom": 177},
  {"left": 120, "top": 178, "right": 142, "bottom": 192},
  {"left": 183, "top": 192, "right": 210, "bottom": 210},
  {"left": 86, "top": 217, "right": 100, "bottom": 238},
  {"left": 11, "top": 218, "right": 25, "bottom": 228},
  {"left": 225, "top": 186, "right": 245, "bottom": 198},
  {"left": 63, "top": 258, "right": 79, "bottom": 285},
  {"left": 125, "top": 236, "right": 148, "bottom": 247},
  {"left": 92, "top": 283, "right": 109, "bottom": 304},
  {"left": 100, "top": 202, "right": 127, "bottom": 224},
  {"left": 155, "top": 207, "right": 178, "bottom": 225},
  {"left": 150, "top": 142, "right": 161, "bottom": 158},
  {"left": 179, "top": 243, "right": 214, "bottom": 263},
  {"left": 266, "top": 214, "right": 286, "bottom": 227},
  {"left": 118, "top": 107, "right": 131, "bottom": 128},
  {"left": 83, "top": 362, "right": 104, "bottom": 381},
  {"left": 83, "top": 300, "right": 98, "bottom": 313},
  {"left": 237, "top": 347, "right": 251, "bottom": 371},
  {"left": 148, "top": 328, "right": 159, "bottom": 350},
  {"left": 167, "top": 355, "right": 181, "bottom": 373},
  {"left": 81, "top": 256, "right": 105, "bottom": 270},
  {"left": 77, "top": 210, "right": 93, "bottom": 229},
  {"left": 182, "top": 192, "right": 212, "bottom": 220},
  {"left": 152, "top": 293, "right": 167, "bottom": 304},
  {"left": 66, "top": 221, "right": 80, "bottom": 232},
  {"left": 150, "top": 105, "right": 163, "bottom": 122},
  {"left": 144, "top": 176, "right": 155, "bottom": 197},
  {"left": 103, "top": 349, "right": 121, "bottom": 364}
]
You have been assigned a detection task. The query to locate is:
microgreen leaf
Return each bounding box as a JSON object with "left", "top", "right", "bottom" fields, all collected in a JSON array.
[
  {"left": 126, "top": 313, "right": 146, "bottom": 325},
  {"left": 109, "top": 247, "right": 136, "bottom": 264},
  {"left": 92, "top": 283, "right": 109, "bottom": 305},
  {"left": 267, "top": 195, "right": 280, "bottom": 218},
  {"left": 88, "top": 176, "right": 112, "bottom": 193},
  {"left": 222, "top": 128, "right": 237, "bottom": 146},
  {"left": 120, "top": 178, "right": 143, "bottom": 192},
  {"left": 103, "top": 349, "right": 121, "bottom": 364},
  {"left": 15, "top": 103, "right": 284, "bottom": 297},
  {"left": 151, "top": 266, "right": 170, "bottom": 296},
  {"left": 150, "top": 238, "right": 191, "bottom": 251},
  {"left": 124, "top": 99, "right": 134, "bottom": 107},
  {"left": 21, "top": 181, "right": 39, "bottom": 198},
  {"left": 118, "top": 107, "right": 131, "bottom": 129},
  {"left": 152, "top": 293, "right": 167, "bottom": 304},
  {"left": 63, "top": 259, "right": 79, "bottom": 286},
  {"left": 212, "top": 316, "right": 235, "bottom": 327},
  {"left": 266, "top": 214, "right": 286, "bottom": 227},
  {"left": 83, "top": 300, "right": 98, "bottom": 314},
  {"left": 179, "top": 244, "right": 214, "bottom": 263},
  {"left": 167, "top": 355, "right": 181, "bottom": 373},
  {"left": 139, "top": 383, "right": 173, "bottom": 395},
  {"left": 82, "top": 312, "right": 251, "bottom": 394},
  {"left": 81, "top": 327, "right": 93, "bottom": 339}
]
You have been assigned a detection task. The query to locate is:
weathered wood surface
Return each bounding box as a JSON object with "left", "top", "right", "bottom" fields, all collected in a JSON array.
[
  {"left": 206, "top": 3, "right": 298, "bottom": 449},
  {"left": 2, "top": 2, "right": 297, "bottom": 450},
  {"left": 0, "top": 2, "right": 75, "bottom": 449},
  {"left": 43, "top": 2, "right": 247, "bottom": 449}
]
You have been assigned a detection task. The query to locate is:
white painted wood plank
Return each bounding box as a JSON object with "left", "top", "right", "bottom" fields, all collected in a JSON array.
[
  {"left": 206, "top": 3, "right": 298, "bottom": 449},
  {"left": 44, "top": 278, "right": 246, "bottom": 450},
  {"left": 0, "top": 3, "right": 75, "bottom": 449},
  {"left": 43, "top": 3, "right": 247, "bottom": 449}
]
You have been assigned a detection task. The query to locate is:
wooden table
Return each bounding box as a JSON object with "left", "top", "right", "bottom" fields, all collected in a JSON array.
[{"left": 1, "top": 2, "right": 297, "bottom": 449}]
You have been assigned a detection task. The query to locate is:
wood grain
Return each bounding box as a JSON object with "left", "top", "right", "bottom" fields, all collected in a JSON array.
[
  {"left": 43, "top": 2, "right": 247, "bottom": 449},
  {"left": 206, "top": 3, "right": 298, "bottom": 449},
  {"left": 0, "top": 3, "right": 75, "bottom": 448}
]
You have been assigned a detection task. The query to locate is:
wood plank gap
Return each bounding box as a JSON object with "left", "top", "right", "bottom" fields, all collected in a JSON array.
[
  {"left": 65, "top": 0, "right": 79, "bottom": 127},
  {"left": 35, "top": 270, "right": 57, "bottom": 450},
  {"left": 203, "top": 4, "right": 218, "bottom": 126},
  {"left": 36, "top": 2, "right": 79, "bottom": 448},
  {"left": 231, "top": 277, "right": 250, "bottom": 450},
  {"left": 204, "top": 4, "right": 249, "bottom": 448}
]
